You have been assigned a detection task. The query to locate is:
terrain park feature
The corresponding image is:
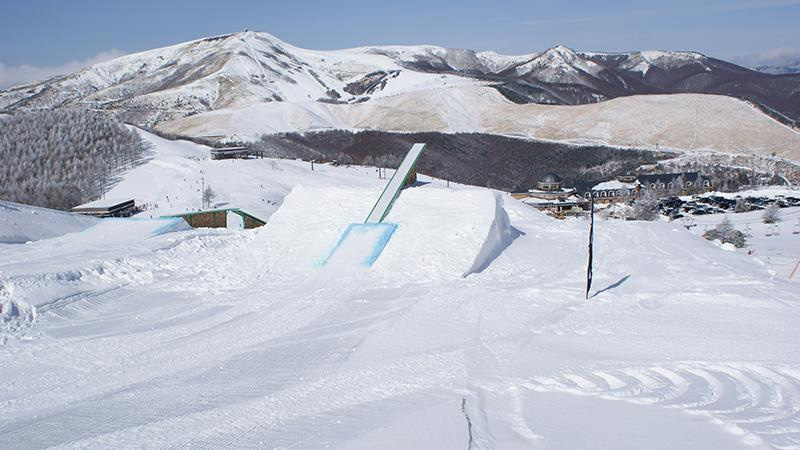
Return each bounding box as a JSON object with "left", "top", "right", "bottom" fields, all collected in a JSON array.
[{"left": 322, "top": 143, "right": 426, "bottom": 267}]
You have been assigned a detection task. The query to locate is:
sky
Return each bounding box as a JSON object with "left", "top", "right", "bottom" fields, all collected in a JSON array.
[{"left": 0, "top": 0, "right": 799, "bottom": 88}]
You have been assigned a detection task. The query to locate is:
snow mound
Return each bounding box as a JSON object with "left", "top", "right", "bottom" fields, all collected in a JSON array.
[
  {"left": 0, "top": 280, "right": 37, "bottom": 344},
  {"left": 82, "top": 217, "right": 192, "bottom": 239},
  {"left": 254, "top": 185, "right": 512, "bottom": 279},
  {"left": 0, "top": 200, "right": 99, "bottom": 244}
]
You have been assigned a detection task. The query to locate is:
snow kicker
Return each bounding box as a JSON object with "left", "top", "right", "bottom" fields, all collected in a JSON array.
[{"left": 322, "top": 143, "right": 425, "bottom": 268}]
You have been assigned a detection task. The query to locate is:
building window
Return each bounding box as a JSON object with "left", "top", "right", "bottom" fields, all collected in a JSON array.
[
  {"left": 601, "top": 191, "right": 607, "bottom": 197},
  {"left": 615, "top": 190, "right": 621, "bottom": 197},
  {"left": 667, "top": 182, "right": 673, "bottom": 190},
  {"left": 703, "top": 180, "right": 710, "bottom": 187},
  {"left": 650, "top": 183, "right": 656, "bottom": 189},
  {"left": 686, "top": 181, "right": 693, "bottom": 188}
]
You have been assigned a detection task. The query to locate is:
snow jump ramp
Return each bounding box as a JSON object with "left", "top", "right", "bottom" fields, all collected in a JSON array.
[
  {"left": 255, "top": 185, "right": 514, "bottom": 279},
  {"left": 321, "top": 143, "right": 424, "bottom": 268}
]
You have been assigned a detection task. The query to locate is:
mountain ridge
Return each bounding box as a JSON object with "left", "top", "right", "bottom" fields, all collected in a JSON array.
[
  {"left": 1, "top": 31, "right": 799, "bottom": 162},
  {"left": 2, "top": 31, "right": 798, "bottom": 120}
]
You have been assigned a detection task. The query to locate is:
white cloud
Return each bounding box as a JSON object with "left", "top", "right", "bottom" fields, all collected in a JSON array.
[
  {"left": 0, "top": 49, "right": 126, "bottom": 90},
  {"left": 734, "top": 47, "right": 800, "bottom": 68}
]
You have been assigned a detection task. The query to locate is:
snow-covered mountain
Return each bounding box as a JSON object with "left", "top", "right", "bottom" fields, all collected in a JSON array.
[
  {"left": 1, "top": 31, "right": 799, "bottom": 157},
  {"left": 0, "top": 32, "right": 493, "bottom": 125}
]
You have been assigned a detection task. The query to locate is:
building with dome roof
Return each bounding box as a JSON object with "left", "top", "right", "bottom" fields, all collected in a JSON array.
[{"left": 511, "top": 173, "right": 586, "bottom": 216}]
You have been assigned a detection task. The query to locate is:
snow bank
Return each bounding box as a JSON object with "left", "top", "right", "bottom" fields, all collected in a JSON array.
[
  {"left": 253, "top": 185, "right": 513, "bottom": 279},
  {"left": 377, "top": 188, "right": 513, "bottom": 277},
  {"left": 0, "top": 200, "right": 98, "bottom": 244}
]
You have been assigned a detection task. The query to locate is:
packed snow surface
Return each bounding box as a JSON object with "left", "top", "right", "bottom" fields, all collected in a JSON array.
[
  {"left": 0, "top": 200, "right": 98, "bottom": 244},
  {"left": 1, "top": 134, "right": 799, "bottom": 448}
]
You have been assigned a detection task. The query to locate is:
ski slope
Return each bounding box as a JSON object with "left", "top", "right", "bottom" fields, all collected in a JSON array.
[
  {"left": 1, "top": 133, "right": 799, "bottom": 448},
  {"left": 0, "top": 200, "right": 98, "bottom": 244}
]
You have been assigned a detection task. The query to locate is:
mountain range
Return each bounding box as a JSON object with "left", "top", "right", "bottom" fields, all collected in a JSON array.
[{"left": 1, "top": 31, "right": 799, "bottom": 159}]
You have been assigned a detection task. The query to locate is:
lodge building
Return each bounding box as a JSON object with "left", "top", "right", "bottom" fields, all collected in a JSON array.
[
  {"left": 580, "top": 172, "right": 713, "bottom": 204},
  {"left": 513, "top": 172, "right": 714, "bottom": 211}
]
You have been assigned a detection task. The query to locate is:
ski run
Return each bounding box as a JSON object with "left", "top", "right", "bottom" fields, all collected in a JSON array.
[{"left": 1, "top": 129, "right": 799, "bottom": 449}]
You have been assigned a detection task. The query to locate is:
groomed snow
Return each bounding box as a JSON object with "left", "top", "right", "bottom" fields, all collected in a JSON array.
[
  {"left": 0, "top": 200, "right": 98, "bottom": 244},
  {"left": 1, "top": 134, "right": 798, "bottom": 448}
]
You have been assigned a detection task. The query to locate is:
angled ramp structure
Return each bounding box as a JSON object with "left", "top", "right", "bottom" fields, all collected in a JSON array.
[
  {"left": 364, "top": 143, "right": 426, "bottom": 223},
  {"left": 321, "top": 143, "right": 426, "bottom": 267}
]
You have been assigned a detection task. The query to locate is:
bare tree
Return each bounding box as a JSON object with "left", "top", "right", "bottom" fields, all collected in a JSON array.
[
  {"left": 629, "top": 188, "right": 660, "bottom": 221},
  {"left": 762, "top": 203, "right": 781, "bottom": 224},
  {"left": 704, "top": 216, "right": 747, "bottom": 248},
  {"left": 734, "top": 198, "right": 751, "bottom": 213},
  {"left": 203, "top": 185, "right": 216, "bottom": 208}
]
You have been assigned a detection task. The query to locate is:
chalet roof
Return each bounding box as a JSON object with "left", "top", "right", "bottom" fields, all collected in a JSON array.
[
  {"left": 592, "top": 180, "right": 636, "bottom": 191},
  {"left": 72, "top": 198, "right": 134, "bottom": 210}
]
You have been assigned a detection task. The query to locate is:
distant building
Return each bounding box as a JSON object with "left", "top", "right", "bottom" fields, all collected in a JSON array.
[
  {"left": 162, "top": 208, "right": 266, "bottom": 229},
  {"left": 71, "top": 198, "right": 137, "bottom": 217},
  {"left": 578, "top": 172, "right": 713, "bottom": 204},
  {"left": 210, "top": 147, "right": 261, "bottom": 160},
  {"left": 513, "top": 173, "right": 586, "bottom": 215}
]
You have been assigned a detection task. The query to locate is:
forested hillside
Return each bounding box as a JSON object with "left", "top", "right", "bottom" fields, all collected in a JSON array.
[
  {"left": 0, "top": 110, "right": 144, "bottom": 209},
  {"left": 252, "top": 130, "right": 676, "bottom": 192}
]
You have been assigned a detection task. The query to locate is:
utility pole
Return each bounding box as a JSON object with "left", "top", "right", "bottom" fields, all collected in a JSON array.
[{"left": 201, "top": 176, "right": 205, "bottom": 210}]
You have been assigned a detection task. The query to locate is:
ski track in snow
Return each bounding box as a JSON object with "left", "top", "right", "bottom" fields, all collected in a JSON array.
[{"left": 518, "top": 362, "right": 800, "bottom": 449}]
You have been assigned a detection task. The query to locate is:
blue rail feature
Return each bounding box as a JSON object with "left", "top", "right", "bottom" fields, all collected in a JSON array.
[{"left": 320, "top": 223, "right": 398, "bottom": 267}]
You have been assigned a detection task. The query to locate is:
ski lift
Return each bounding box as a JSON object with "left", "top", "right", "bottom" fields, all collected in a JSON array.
[
  {"left": 765, "top": 226, "right": 772, "bottom": 237},
  {"left": 793, "top": 219, "right": 800, "bottom": 235},
  {"left": 773, "top": 224, "right": 781, "bottom": 236}
]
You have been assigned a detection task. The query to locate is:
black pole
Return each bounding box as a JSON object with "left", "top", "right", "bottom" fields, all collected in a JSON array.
[{"left": 586, "top": 193, "right": 595, "bottom": 300}]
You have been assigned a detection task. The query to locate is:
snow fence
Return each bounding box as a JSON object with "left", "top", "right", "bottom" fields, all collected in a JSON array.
[{"left": 253, "top": 185, "right": 513, "bottom": 279}]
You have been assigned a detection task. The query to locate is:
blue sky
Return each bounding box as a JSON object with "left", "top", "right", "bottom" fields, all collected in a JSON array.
[{"left": 1, "top": 0, "right": 798, "bottom": 87}]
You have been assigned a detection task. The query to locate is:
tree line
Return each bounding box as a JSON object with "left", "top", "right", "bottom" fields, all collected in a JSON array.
[
  {"left": 0, "top": 109, "right": 145, "bottom": 209},
  {"left": 250, "top": 130, "right": 675, "bottom": 192}
]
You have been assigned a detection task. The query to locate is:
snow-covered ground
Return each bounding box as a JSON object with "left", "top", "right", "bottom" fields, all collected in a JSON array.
[
  {"left": 686, "top": 205, "right": 800, "bottom": 281},
  {"left": 0, "top": 200, "right": 98, "bottom": 244},
  {"left": 1, "top": 133, "right": 799, "bottom": 448}
]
